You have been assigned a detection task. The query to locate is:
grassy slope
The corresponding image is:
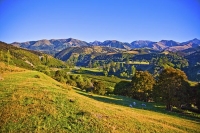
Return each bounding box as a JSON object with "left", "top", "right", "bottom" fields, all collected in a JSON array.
[{"left": 0, "top": 66, "right": 200, "bottom": 132}]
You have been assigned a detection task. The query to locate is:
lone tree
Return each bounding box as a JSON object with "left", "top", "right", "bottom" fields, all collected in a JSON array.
[
  {"left": 130, "top": 71, "right": 155, "bottom": 101},
  {"left": 154, "top": 67, "right": 190, "bottom": 111}
]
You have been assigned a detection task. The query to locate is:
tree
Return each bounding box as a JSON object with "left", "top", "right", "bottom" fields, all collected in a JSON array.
[
  {"left": 194, "top": 83, "right": 200, "bottom": 110},
  {"left": 111, "top": 67, "right": 116, "bottom": 73},
  {"left": 54, "top": 70, "right": 65, "bottom": 82},
  {"left": 76, "top": 75, "right": 87, "bottom": 90},
  {"left": 114, "top": 81, "right": 131, "bottom": 96},
  {"left": 77, "top": 80, "right": 87, "bottom": 90},
  {"left": 92, "top": 61, "right": 98, "bottom": 68},
  {"left": 92, "top": 81, "right": 106, "bottom": 95},
  {"left": 106, "top": 86, "right": 114, "bottom": 94},
  {"left": 154, "top": 67, "right": 190, "bottom": 111},
  {"left": 131, "top": 65, "right": 136, "bottom": 76},
  {"left": 44, "top": 55, "right": 49, "bottom": 65},
  {"left": 115, "top": 62, "right": 120, "bottom": 71},
  {"left": 6, "top": 50, "right": 11, "bottom": 66},
  {"left": 88, "top": 61, "right": 92, "bottom": 68},
  {"left": 130, "top": 71, "right": 155, "bottom": 101},
  {"left": 103, "top": 70, "right": 108, "bottom": 76},
  {"left": 0, "top": 51, "right": 4, "bottom": 61},
  {"left": 125, "top": 57, "right": 130, "bottom": 64},
  {"left": 66, "top": 79, "right": 77, "bottom": 87}
]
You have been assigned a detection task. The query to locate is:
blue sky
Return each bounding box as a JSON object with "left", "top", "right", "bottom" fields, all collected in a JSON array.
[{"left": 0, "top": 0, "right": 200, "bottom": 43}]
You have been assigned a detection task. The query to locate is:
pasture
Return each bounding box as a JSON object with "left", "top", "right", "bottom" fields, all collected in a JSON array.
[{"left": 0, "top": 69, "right": 200, "bottom": 132}]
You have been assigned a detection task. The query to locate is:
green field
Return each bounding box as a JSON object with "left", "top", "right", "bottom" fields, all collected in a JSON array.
[{"left": 0, "top": 67, "right": 200, "bottom": 132}]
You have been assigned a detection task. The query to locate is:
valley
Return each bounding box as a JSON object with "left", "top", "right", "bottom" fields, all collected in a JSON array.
[
  {"left": 0, "top": 38, "right": 200, "bottom": 132},
  {"left": 1, "top": 0, "right": 200, "bottom": 132}
]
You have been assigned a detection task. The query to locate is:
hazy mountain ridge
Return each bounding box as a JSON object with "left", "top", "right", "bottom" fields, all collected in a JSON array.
[{"left": 11, "top": 38, "right": 200, "bottom": 53}]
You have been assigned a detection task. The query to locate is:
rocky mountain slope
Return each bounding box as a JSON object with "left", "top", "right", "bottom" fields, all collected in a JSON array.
[{"left": 11, "top": 38, "right": 90, "bottom": 54}]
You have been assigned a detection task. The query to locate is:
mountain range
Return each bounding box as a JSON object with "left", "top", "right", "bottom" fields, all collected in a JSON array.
[{"left": 11, "top": 38, "right": 200, "bottom": 54}]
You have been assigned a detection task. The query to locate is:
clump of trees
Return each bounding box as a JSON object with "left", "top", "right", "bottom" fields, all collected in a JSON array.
[
  {"left": 114, "top": 71, "right": 154, "bottom": 101},
  {"left": 102, "top": 61, "right": 136, "bottom": 78},
  {"left": 53, "top": 70, "right": 111, "bottom": 95},
  {"left": 114, "top": 67, "right": 200, "bottom": 111}
]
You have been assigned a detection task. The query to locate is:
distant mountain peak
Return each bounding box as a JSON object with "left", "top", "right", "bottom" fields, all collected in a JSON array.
[
  {"left": 10, "top": 38, "right": 200, "bottom": 54},
  {"left": 160, "top": 40, "right": 178, "bottom": 42}
]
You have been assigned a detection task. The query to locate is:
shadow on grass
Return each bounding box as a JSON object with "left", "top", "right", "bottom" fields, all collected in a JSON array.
[{"left": 75, "top": 88, "right": 200, "bottom": 123}]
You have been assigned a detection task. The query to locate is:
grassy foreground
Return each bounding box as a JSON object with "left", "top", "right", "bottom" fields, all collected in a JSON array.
[{"left": 0, "top": 69, "right": 200, "bottom": 132}]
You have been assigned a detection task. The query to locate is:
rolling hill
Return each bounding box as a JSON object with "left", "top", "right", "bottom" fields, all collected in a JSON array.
[
  {"left": 0, "top": 41, "right": 66, "bottom": 69},
  {"left": 0, "top": 64, "right": 200, "bottom": 132},
  {"left": 55, "top": 46, "right": 124, "bottom": 61}
]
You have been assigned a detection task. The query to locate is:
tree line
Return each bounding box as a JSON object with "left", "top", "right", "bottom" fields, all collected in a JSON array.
[
  {"left": 53, "top": 66, "right": 200, "bottom": 112},
  {"left": 114, "top": 67, "right": 200, "bottom": 111}
]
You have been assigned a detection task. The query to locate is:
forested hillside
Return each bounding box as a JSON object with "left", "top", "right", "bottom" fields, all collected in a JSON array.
[
  {"left": 54, "top": 45, "right": 200, "bottom": 81},
  {"left": 0, "top": 41, "right": 67, "bottom": 70}
]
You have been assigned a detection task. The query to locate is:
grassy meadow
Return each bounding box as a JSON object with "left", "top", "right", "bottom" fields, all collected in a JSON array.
[{"left": 0, "top": 64, "right": 200, "bottom": 132}]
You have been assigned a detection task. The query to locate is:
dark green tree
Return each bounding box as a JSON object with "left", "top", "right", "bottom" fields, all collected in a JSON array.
[
  {"left": 114, "top": 81, "right": 131, "bottom": 96},
  {"left": 194, "top": 83, "right": 200, "bottom": 110},
  {"left": 154, "top": 67, "right": 190, "bottom": 111}
]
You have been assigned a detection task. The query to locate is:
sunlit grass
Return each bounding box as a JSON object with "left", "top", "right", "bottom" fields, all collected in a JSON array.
[{"left": 0, "top": 66, "right": 200, "bottom": 132}]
